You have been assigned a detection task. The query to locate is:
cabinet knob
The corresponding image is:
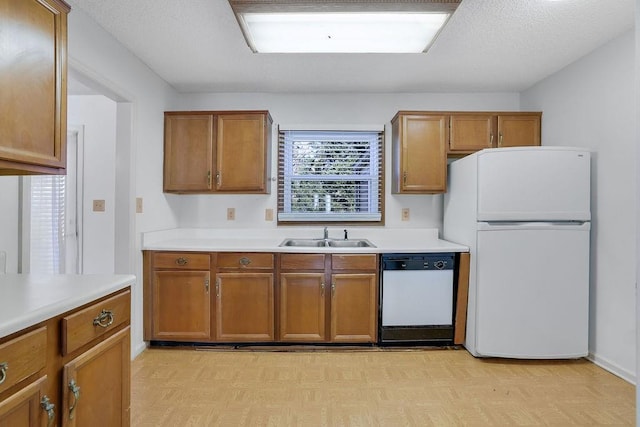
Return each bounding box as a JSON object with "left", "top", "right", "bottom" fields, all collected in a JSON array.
[
  {"left": 320, "top": 283, "right": 325, "bottom": 296},
  {"left": 68, "top": 379, "right": 81, "bottom": 420},
  {"left": 93, "top": 309, "right": 115, "bottom": 328},
  {"left": 498, "top": 132, "right": 503, "bottom": 147},
  {"left": 40, "top": 396, "right": 55, "bottom": 427},
  {"left": 239, "top": 257, "right": 251, "bottom": 267},
  {"left": 0, "top": 362, "right": 7, "bottom": 384},
  {"left": 175, "top": 257, "right": 188, "bottom": 266},
  {"left": 489, "top": 133, "right": 494, "bottom": 147}
]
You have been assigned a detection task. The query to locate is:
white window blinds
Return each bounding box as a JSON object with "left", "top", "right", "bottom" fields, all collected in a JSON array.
[
  {"left": 278, "top": 130, "right": 383, "bottom": 222},
  {"left": 29, "top": 175, "right": 66, "bottom": 273}
]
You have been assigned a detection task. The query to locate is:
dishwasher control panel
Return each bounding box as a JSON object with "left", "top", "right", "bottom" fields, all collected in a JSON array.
[{"left": 381, "top": 254, "right": 455, "bottom": 271}]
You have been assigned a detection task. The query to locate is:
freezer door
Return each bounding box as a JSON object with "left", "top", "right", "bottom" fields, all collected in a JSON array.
[
  {"left": 476, "top": 147, "right": 591, "bottom": 221},
  {"left": 475, "top": 222, "right": 590, "bottom": 358}
]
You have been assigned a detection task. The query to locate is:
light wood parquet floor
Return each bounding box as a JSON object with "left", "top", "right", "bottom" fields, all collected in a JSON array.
[{"left": 131, "top": 347, "right": 635, "bottom": 426}]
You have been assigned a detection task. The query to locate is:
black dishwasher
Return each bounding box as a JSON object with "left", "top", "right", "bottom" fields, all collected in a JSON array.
[{"left": 379, "top": 253, "right": 456, "bottom": 344}]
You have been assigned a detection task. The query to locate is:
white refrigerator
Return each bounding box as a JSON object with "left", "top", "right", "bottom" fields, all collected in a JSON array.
[{"left": 443, "top": 147, "right": 591, "bottom": 359}]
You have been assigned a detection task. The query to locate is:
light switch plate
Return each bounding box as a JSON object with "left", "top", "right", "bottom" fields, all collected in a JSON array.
[
  {"left": 401, "top": 208, "right": 410, "bottom": 221},
  {"left": 227, "top": 207, "right": 235, "bottom": 220},
  {"left": 93, "top": 199, "right": 105, "bottom": 212},
  {"left": 136, "top": 197, "right": 143, "bottom": 213},
  {"left": 265, "top": 208, "right": 274, "bottom": 221}
]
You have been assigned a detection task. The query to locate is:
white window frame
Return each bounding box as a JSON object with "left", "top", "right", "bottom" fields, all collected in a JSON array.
[{"left": 278, "top": 127, "right": 384, "bottom": 223}]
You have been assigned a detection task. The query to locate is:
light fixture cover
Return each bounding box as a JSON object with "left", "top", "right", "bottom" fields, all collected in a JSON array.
[{"left": 228, "top": 0, "right": 461, "bottom": 53}]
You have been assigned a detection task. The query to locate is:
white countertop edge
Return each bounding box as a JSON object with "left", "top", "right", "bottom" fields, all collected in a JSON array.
[
  {"left": 0, "top": 274, "right": 135, "bottom": 338},
  {"left": 141, "top": 228, "right": 469, "bottom": 253}
]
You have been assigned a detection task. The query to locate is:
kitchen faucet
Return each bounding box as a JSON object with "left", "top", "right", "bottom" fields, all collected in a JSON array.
[{"left": 323, "top": 227, "right": 328, "bottom": 240}]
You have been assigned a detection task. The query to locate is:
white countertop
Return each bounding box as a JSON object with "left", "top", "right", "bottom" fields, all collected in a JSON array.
[
  {"left": 0, "top": 274, "right": 135, "bottom": 338},
  {"left": 142, "top": 228, "right": 469, "bottom": 253}
]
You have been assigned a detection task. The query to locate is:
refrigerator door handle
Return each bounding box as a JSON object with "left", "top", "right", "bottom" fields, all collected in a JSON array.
[{"left": 478, "top": 221, "right": 590, "bottom": 231}]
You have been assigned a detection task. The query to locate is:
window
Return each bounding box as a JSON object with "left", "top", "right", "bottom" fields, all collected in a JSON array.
[
  {"left": 25, "top": 175, "right": 66, "bottom": 273},
  {"left": 278, "top": 129, "right": 384, "bottom": 223}
]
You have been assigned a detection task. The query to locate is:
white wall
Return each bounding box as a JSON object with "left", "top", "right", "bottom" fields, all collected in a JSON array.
[
  {"left": 522, "top": 30, "right": 636, "bottom": 382},
  {"left": 636, "top": 0, "right": 639, "bottom": 417},
  {"left": 173, "top": 92, "right": 521, "bottom": 231},
  {"left": 68, "top": 95, "right": 117, "bottom": 273},
  {"left": 0, "top": 177, "right": 19, "bottom": 273},
  {"left": 67, "top": 6, "right": 179, "bottom": 356}
]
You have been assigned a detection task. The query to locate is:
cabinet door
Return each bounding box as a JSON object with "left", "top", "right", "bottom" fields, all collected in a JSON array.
[
  {"left": 62, "top": 327, "right": 130, "bottom": 427},
  {"left": 279, "top": 273, "right": 326, "bottom": 342},
  {"left": 215, "top": 273, "right": 274, "bottom": 341},
  {"left": 152, "top": 271, "right": 211, "bottom": 341},
  {"left": 393, "top": 114, "right": 447, "bottom": 193},
  {"left": 330, "top": 274, "right": 377, "bottom": 343},
  {"left": 497, "top": 114, "right": 541, "bottom": 147},
  {"left": 0, "top": 376, "right": 49, "bottom": 427},
  {"left": 448, "top": 114, "right": 495, "bottom": 152},
  {"left": 216, "top": 113, "right": 270, "bottom": 193},
  {"left": 163, "top": 114, "right": 214, "bottom": 192},
  {"left": 0, "top": 0, "right": 68, "bottom": 174}
]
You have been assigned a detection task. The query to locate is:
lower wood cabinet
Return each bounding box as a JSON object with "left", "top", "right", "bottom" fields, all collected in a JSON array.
[
  {"left": 215, "top": 272, "right": 274, "bottom": 341},
  {"left": 330, "top": 273, "right": 377, "bottom": 343},
  {"left": 215, "top": 253, "right": 275, "bottom": 342},
  {"left": 144, "top": 250, "right": 379, "bottom": 345},
  {"left": 153, "top": 271, "right": 211, "bottom": 341},
  {"left": 279, "top": 272, "right": 326, "bottom": 341},
  {"left": 0, "top": 376, "right": 49, "bottom": 427},
  {"left": 62, "top": 327, "right": 130, "bottom": 427},
  {"left": 0, "top": 287, "right": 131, "bottom": 427},
  {"left": 279, "top": 253, "right": 378, "bottom": 343}
]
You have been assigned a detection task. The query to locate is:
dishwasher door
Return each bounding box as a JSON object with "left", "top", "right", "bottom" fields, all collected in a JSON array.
[
  {"left": 382, "top": 269, "right": 454, "bottom": 326},
  {"left": 379, "top": 253, "right": 456, "bottom": 344}
]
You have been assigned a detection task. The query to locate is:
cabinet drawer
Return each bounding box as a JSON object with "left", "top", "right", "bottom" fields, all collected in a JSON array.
[
  {"left": 154, "top": 252, "right": 211, "bottom": 270},
  {"left": 62, "top": 290, "right": 131, "bottom": 355},
  {"left": 331, "top": 254, "right": 378, "bottom": 271},
  {"left": 0, "top": 327, "right": 46, "bottom": 395},
  {"left": 217, "top": 253, "right": 274, "bottom": 269},
  {"left": 280, "top": 254, "right": 326, "bottom": 270}
]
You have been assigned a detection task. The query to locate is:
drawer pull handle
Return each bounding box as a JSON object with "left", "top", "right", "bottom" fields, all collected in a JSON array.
[
  {"left": 239, "top": 257, "right": 251, "bottom": 266},
  {"left": 68, "top": 379, "right": 81, "bottom": 420},
  {"left": 41, "top": 396, "right": 55, "bottom": 427},
  {"left": 175, "top": 257, "right": 188, "bottom": 266},
  {"left": 93, "top": 309, "right": 115, "bottom": 328},
  {"left": 0, "top": 362, "right": 7, "bottom": 384}
]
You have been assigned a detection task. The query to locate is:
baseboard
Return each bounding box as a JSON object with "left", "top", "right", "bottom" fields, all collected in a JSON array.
[
  {"left": 131, "top": 341, "right": 148, "bottom": 360},
  {"left": 588, "top": 352, "right": 636, "bottom": 385}
]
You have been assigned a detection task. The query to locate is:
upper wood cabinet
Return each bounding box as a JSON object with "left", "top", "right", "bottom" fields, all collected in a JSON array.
[
  {"left": 391, "top": 113, "right": 448, "bottom": 194},
  {"left": 448, "top": 112, "right": 541, "bottom": 154},
  {"left": 392, "top": 111, "right": 542, "bottom": 193},
  {"left": 497, "top": 114, "right": 541, "bottom": 148},
  {"left": 0, "top": 0, "right": 70, "bottom": 175},
  {"left": 164, "top": 111, "right": 272, "bottom": 194}
]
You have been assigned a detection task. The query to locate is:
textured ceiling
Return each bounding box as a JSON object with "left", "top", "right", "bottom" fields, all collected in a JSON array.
[{"left": 66, "top": 0, "right": 635, "bottom": 93}]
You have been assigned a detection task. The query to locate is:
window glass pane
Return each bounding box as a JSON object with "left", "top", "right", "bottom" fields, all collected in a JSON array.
[{"left": 279, "top": 130, "right": 383, "bottom": 222}]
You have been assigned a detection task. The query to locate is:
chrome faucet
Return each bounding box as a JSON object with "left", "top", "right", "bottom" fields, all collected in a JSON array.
[{"left": 323, "top": 227, "right": 329, "bottom": 240}]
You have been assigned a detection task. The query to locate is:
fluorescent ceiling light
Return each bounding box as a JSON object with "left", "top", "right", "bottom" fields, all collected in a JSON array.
[
  {"left": 228, "top": 1, "right": 460, "bottom": 54},
  {"left": 240, "top": 12, "right": 449, "bottom": 53}
]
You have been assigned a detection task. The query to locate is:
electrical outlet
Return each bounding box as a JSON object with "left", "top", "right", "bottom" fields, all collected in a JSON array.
[
  {"left": 93, "top": 199, "right": 105, "bottom": 212},
  {"left": 136, "top": 197, "right": 143, "bottom": 213},
  {"left": 265, "top": 208, "right": 274, "bottom": 221},
  {"left": 227, "top": 207, "right": 235, "bottom": 220},
  {"left": 401, "top": 208, "right": 410, "bottom": 221}
]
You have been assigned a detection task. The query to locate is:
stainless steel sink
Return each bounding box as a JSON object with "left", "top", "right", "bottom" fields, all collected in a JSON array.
[
  {"left": 279, "top": 238, "right": 375, "bottom": 248},
  {"left": 327, "top": 239, "right": 375, "bottom": 248}
]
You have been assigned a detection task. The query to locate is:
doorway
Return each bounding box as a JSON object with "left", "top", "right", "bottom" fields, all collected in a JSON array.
[{"left": 20, "top": 127, "right": 84, "bottom": 274}]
